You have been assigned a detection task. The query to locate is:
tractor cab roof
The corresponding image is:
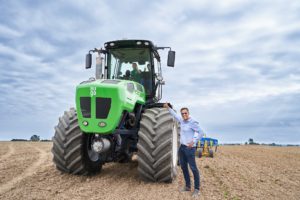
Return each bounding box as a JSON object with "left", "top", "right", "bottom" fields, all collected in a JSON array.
[
  {"left": 104, "top": 39, "right": 160, "bottom": 61},
  {"left": 104, "top": 39, "right": 154, "bottom": 49}
]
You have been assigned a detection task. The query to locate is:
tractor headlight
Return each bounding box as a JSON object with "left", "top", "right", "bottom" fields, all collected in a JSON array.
[
  {"left": 98, "top": 122, "right": 106, "bottom": 127},
  {"left": 83, "top": 121, "right": 88, "bottom": 126}
]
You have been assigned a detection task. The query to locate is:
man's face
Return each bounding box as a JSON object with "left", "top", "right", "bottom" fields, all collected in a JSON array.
[
  {"left": 181, "top": 109, "right": 189, "bottom": 120},
  {"left": 132, "top": 63, "right": 137, "bottom": 69}
]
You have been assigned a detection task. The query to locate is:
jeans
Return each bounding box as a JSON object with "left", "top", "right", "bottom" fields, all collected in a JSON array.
[{"left": 179, "top": 144, "right": 200, "bottom": 190}]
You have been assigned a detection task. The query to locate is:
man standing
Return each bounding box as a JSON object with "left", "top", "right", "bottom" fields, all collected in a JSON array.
[{"left": 163, "top": 103, "right": 204, "bottom": 198}]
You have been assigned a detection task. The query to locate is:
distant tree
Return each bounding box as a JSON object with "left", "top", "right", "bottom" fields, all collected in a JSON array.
[
  {"left": 11, "top": 139, "right": 27, "bottom": 141},
  {"left": 30, "top": 135, "right": 40, "bottom": 141},
  {"left": 248, "top": 138, "right": 254, "bottom": 145},
  {"left": 245, "top": 142, "right": 248, "bottom": 145},
  {"left": 41, "top": 139, "right": 52, "bottom": 142}
]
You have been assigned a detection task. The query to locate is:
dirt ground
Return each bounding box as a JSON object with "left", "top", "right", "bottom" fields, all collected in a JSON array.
[{"left": 0, "top": 142, "right": 299, "bottom": 200}]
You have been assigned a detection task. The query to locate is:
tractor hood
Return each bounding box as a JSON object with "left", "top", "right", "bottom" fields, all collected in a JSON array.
[{"left": 76, "top": 79, "right": 145, "bottom": 134}]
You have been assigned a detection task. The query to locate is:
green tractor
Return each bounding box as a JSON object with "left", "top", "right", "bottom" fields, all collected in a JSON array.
[{"left": 52, "top": 39, "right": 179, "bottom": 182}]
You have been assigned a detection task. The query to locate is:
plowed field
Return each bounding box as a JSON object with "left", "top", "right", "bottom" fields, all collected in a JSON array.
[{"left": 0, "top": 142, "right": 299, "bottom": 200}]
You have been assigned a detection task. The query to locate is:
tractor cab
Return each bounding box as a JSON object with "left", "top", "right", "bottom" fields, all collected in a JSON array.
[{"left": 86, "top": 39, "right": 175, "bottom": 103}]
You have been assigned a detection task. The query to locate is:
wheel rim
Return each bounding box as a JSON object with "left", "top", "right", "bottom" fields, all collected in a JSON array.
[
  {"left": 172, "top": 122, "right": 178, "bottom": 170},
  {"left": 87, "top": 135, "right": 100, "bottom": 162}
]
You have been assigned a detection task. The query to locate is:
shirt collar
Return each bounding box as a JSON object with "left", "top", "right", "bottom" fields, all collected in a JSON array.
[{"left": 183, "top": 117, "right": 192, "bottom": 122}]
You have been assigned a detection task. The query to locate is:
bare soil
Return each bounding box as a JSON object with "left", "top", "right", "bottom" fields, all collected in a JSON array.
[{"left": 0, "top": 142, "right": 299, "bottom": 200}]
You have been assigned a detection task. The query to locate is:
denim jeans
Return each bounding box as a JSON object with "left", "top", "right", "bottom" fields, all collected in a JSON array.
[{"left": 179, "top": 144, "right": 200, "bottom": 190}]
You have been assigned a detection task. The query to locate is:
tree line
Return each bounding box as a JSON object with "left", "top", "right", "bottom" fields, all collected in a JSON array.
[{"left": 11, "top": 135, "right": 51, "bottom": 142}]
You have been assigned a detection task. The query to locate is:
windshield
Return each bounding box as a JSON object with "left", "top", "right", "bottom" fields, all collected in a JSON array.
[{"left": 107, "top": 48, "right": 153, "bottom": 95}]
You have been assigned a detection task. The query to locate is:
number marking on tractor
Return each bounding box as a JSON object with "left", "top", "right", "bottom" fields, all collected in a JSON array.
[{"left": 90, "top": 87, "right": 96, "bottom": 96}]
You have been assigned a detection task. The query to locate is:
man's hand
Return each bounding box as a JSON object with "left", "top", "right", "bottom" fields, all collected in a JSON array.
[
  {"left": 163, "top": 103, "right": 170, "bottom": 109},
  {"left": 187, "top": 141, "right": 194, "bottom": 148}
]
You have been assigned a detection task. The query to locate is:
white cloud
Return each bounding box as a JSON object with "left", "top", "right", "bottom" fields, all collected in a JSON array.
[
  {"left": 0, "top": 0, "right": 300, "bottom": 143},
  {"left": 0, "top": 24, "right": 23, "bottom": 38}
]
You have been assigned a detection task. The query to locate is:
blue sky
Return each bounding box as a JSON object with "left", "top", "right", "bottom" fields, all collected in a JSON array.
[{"left": 0, "top": 0, "right": 300, "bottom": 144}]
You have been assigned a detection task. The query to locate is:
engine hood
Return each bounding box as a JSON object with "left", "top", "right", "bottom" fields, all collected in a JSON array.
[{"left": 75, "top": 79, "right": 145, "bottom": 134}]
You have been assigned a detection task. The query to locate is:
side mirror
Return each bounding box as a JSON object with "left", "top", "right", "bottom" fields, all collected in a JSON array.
[
  {"left": 167, "top": 50, "right": 175, "bottom": 67},
  {"left": 86, "top": 53, "right": 92, "bottom": 69}
]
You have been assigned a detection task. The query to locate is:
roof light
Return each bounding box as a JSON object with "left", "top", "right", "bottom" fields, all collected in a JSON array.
[
  {"left": 136, "top": 41, "right": 142, "bottom": 45},
  {"left": 144, "top": 42, "right": 149, "bottom": 45},
  {"left": 110, "top": 43, "right": 115, "bottom": 46}
]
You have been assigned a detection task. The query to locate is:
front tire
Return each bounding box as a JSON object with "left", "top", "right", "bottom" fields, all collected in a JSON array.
[
  {"left": 51, "top": 108, "right": 102, "bottom": 175},
  {"left": 137, "top": 108, "right": 178, "bottom": 182}
]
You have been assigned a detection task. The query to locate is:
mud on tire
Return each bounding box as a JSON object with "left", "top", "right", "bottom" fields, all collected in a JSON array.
[
  {"left": 137, "top": 108, "right": 178, "bottom": 182},
  {"left": 51, "top": 108, "right": 102, "bottom": 175}
]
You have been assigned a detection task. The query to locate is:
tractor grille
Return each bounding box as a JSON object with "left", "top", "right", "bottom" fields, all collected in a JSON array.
[
  {"left": 96, "top": 97, "right": 111, "bottom": 119},
  {"left": 80, "top": 97, "right": 91, "bottom": 118}
]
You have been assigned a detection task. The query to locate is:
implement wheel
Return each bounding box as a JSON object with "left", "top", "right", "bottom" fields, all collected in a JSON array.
[
  {"left": 209, "top": 149, "right": 214, "bottom": 158},
  {"left": 198, "top": 149, "right": 203, "bottom": 158}
]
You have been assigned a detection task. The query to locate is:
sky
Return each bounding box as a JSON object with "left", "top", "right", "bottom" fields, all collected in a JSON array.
[{"left": 0, "top": 0, "right": 300, "bottom": 144}]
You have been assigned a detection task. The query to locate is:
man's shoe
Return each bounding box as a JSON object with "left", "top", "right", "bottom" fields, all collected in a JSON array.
[
  {"left": 192, "top": 189, "right": 200, "bottom": 198},
  {"left": 180, "top": 186, "right": 191, "bottom": 192}
]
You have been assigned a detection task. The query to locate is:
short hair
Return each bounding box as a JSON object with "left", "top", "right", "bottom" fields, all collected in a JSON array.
[{"left": 180, "top": 107, "right": 189, "bottom": 113}]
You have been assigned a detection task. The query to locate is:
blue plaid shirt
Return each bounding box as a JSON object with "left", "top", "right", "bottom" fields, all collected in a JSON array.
[{"left": 168, "top": 108, "right": 204, "bottom": 147}]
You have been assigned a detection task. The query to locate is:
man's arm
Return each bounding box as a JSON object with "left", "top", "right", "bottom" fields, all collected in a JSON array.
[
  {"left": 163, "top": 103, "right": 181, "bottom": 122},
  {"left": 191, "top": 121, "right": 204, "bottom": 138},
  {"left": 187, "top": 121, "right": 205, "bottom": 148}
]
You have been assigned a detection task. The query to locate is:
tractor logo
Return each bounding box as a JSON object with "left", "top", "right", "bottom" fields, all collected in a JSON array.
[{"left": 90, "top": 86, "right": 96, "bottom": 97}]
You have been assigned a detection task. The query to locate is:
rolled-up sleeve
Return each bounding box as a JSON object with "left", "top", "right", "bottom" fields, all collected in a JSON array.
[{"left": 191, "top": 121, "right": 204, "bottom": 140}]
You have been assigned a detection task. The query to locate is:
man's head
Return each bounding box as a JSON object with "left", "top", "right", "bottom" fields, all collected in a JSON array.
[
  {"left": 132, "top": 63, "right": 138, "bottom": 70},
  {"left": 180, "top": 107, "right": 190, "bottom": 120}
]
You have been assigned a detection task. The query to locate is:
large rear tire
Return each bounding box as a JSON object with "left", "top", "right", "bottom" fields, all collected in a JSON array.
[
  {"left": 137, "top": 108, "right": 178, "bottom": 182},
  {"left": 51, "top": 108, "right": 102, "bottom": 175}
]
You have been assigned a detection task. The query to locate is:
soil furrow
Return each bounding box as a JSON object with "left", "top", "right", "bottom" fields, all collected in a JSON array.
[
  {"left": 0, "top": 144, "right": 48, "bottom": 195},
  {"left": 0, "top": 144, "right": 14, "bottom": 161},
  {"left": 0, "top": 142, "right": 299, "bottom": 200}
]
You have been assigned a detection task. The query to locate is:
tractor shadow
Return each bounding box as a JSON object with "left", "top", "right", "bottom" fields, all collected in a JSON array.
[{"left": 97, "top": 158, "right": 141, "bottom": 182}]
